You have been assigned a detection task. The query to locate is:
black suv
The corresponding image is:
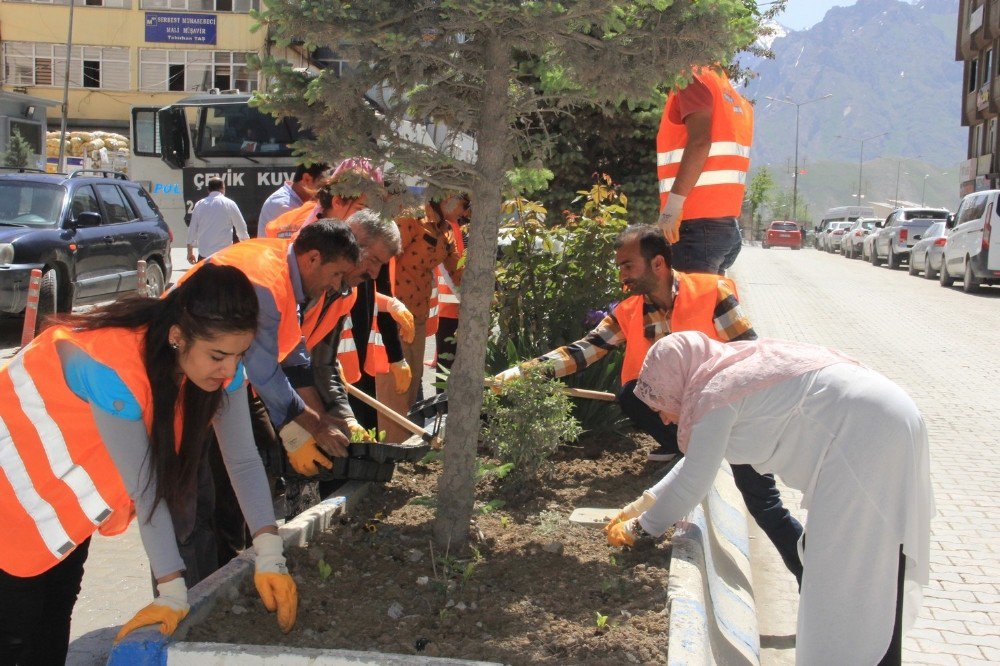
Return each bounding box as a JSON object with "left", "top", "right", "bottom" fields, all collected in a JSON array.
[{"left": 0, "top": 169, "right": 172, "bottom": 316}]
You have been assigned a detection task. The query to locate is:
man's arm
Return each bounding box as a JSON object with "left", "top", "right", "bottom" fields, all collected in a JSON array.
[
  {"left": 242, "top": 286, "right": 307, "bottom": 427},
  {"left": 230, "top": 199, "right": 250, "bottom": 241},
  {"left": 670, "top": 108, "right": 713, "bottom": 198},
  {"left": 186, "top": 205, "right": 201, "bottom": 263},
  {"left": 713, "top": 280, "right": 757, "bottom": 342},
  {"left": 530, "top": 314, "right": 625, "bottom": 378}
]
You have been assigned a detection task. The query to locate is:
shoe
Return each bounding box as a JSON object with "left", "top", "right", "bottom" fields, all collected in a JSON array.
[{"left": 646, "top": 447, "right": 678, "bottom": 463}]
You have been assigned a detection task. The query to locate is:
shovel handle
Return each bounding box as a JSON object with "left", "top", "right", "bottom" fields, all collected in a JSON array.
[
  {"left": 342, "top": 381, "right": 435, "bottom": 442},
  {"left": 561, "top": 387, "right": 617, "bottom": 402}
]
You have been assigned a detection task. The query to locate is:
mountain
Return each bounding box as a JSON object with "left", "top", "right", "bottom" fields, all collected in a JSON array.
[{"left": 742, "top": 0, "right": 965, "bottom": 218}]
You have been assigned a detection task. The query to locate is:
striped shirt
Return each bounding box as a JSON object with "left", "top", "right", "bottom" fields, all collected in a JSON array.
[{"left": 531, "top": 272, "right": 756, "bottom": 378}]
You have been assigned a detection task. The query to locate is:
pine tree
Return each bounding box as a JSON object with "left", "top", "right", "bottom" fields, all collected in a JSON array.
[
  {"left": 4, "top": 129, "right": 34, "bottom": 169},
  {"left": 255, "top": 0, "right": 773, "bottom": 549}
]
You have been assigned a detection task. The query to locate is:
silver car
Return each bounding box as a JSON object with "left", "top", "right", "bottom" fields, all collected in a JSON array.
[
  {"left": 841, "top": 218, "right": 878, "bottom": 259},
  {"left": 908, "top": 221, "right": 947, "bottom": 279}
]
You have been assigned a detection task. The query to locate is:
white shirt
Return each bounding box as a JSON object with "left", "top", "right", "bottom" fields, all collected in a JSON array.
[
  {"left": 188, "top": 191, "right": 249, "bottom": 258},
  {"left": 258, "top": 182, "right": 303, "bottom": 236}
]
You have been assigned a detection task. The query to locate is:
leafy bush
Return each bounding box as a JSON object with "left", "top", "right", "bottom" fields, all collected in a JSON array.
[{"left": 481, "top": 365, "right": 582, "bottom": 488}]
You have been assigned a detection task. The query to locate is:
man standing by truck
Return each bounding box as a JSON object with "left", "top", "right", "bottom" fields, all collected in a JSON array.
[
  {"left": 186, "top": 177, "right": 249, "bottom": 264},
  {"left": 257, "top": 163, "right": 329, "bottom": 237}
]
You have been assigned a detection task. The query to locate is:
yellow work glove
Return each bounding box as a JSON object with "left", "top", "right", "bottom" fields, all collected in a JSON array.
[
  {"left": 490, "top": 366, "right": 521, "bottom": 394},
  {"left": 345, "top": 417, "right": 375, "bottom": 442},
  {"left": 657, "top": 193, "right": 686, "bottom": 245},
  {"left": 280, "top": 421, "right": 333, "bottom": 476},
  {"left": 115, "top": 578, "right": 189, "bottom": 642},
  {"left": 387, "top": 297, "right": 415, "bottom": 344},
  {"left": 606, "top": 518, "right": 639, "bottom": 549},
  {"left": 390, "top": 359, "right": 412, "bottom": 394},
  {"left": 605, "top": 491, "right": 657, "bottom": 535},
  {"left": 253, "top": 532, "right": 298, "bottom": 634}
]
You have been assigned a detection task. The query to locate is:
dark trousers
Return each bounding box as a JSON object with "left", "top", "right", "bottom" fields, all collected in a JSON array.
[
  {"left": 435, "top": 316, "right": 460, "bottom": 377},
  {"left": 877, "top": 545, "right": 906, "bottom": 666},
  {"left": 618, "top": 379, "right": 805, "bottom": 584},
  {"left": 671, "top": 218, "right": 743, "bottom": 275},
  {"left": 0, "top": 538, "right": 91, "bottom": 666}
]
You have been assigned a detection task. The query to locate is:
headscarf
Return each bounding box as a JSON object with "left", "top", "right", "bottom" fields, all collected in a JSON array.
[
  {"left": 330, "top": 157, "right": 383, "bottom": 184},
  {"left": 633, "top": 331, "right": 860, "bottom": 453}
]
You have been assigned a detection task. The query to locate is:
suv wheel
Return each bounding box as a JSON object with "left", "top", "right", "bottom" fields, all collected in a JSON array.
[
  {"left": 939, "top": 259, "right": 955, "bottom": 287},
  {"left": 908, "top": 255, "right": 919, "bottom": 276},
  {"left": 924, "top": 256, "right": 939, "bottom": 280},
  {"left": 143, "top": 261, "right": 166, "bottom": 298},
  {"left": 963, "top": 259, "right": 981, "bottom": 294},
  {"left": 37, "top": 268, "right": 58, "bottom": 324},
  {"left": 871, "top": 245, "right": 882, "bottom": 266},
  {"left": 887, "top": 245, "right": 900, "bottom": 269}
]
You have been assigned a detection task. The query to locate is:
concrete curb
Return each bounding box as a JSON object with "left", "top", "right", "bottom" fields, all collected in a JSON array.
[{"left": 667, "top": 464, "right": 760, "bottom": 666}]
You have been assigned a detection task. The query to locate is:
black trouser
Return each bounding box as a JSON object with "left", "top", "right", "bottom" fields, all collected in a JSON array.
[
  {"left": 435, "top": 316, "right": 460, "bottom": 378},
  {"left": 877, "top": 545, "right": 906, "bottom": 666},
  {"left": 0, "top": 538, "right": 91, "bottom": 666},
  {"left": 618, "top": 379, "right": 805, "bottom": 585}
]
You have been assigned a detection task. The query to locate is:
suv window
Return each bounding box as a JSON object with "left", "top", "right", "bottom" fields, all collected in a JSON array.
[
  {"left": 126, "top": 186, "right": 162, "bottom": 220},
  {"left": 0, "top": 182, "right": 64, "bottom": 228},
  {"left": 70, "top": 186, "right": 101, "bottom": 221},
  {"left": 958, "top": 195, "right": 987, "bottom": 225},
  {"left": 95, "top": 184, "right": 137, "bottom": 224}
]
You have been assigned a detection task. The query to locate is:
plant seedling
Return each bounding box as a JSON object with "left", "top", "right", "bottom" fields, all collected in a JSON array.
[
  {"left": 317, "top": 559, "right": 332, "bottom": 580},
  {"left": 478, "top": 499, "right": 506, "bottom": 515},
  {"left": 595, "top": 611, "right": 609, "bottom": 631},
  {"left": 500, "top": 515, "right": 511, "bottom": 529}
]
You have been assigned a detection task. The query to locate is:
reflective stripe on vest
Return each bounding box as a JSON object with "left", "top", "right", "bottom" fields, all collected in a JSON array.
[
  {"left": 426, "top": 281, "right": 440, "bottom": 336},
  {"left": 616, "top": 272, "right": 733, "bottom": 383},
  {"left": 301, "top": 289, "right": 357, "bottom": 351},
  {"left": 656, "top": 67, "right": 754, "bottom": 219},
  {"left": 364, "top": 299, "right": 389, "bottom": 376},
  {"left": 337, "top": 315, "right": 361, "bottom": 384}
]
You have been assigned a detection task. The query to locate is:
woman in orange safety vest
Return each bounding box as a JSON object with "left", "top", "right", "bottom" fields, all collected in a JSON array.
[{"left": 0, "top": 264, "right": 297, "bottom": 664}]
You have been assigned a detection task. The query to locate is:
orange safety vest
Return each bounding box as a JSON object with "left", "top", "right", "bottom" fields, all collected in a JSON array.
[
  {"left": 656, "top": 67, "right": 753, "bottom": 219},
  {"left": 264, "top": 202, "right": 321, "bottom": 240},
  {"left": 175, "top": 239, "right": 303, "bottom": 363},
  {"left": 435, "top": 220, "right": 464, "bottom": 320},
  {"left": 615, "top": 272, "right": 736, "bottom": 383},
  {"left": 351, "top": 260, "right": 397, "bottom": 379},
  {"left": 301, "top": 288, "right": 357, "bottom": 351},
  {"left": 0, "top": 326, "right": 156, "bottom": 577}
]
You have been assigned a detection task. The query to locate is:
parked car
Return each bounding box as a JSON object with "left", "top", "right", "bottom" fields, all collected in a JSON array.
[
  {"left": 861, "top": 228, "right": 878, "bottom": 262},
  {"left": 0, "top": 169, "right": 172, "bottom": 317},
  {"left": 870, "top": 207, "right": 950, "bottom": 269},
  {"left": 841, "top": 218, "right": 879, "bottom": 259},
  {"left": 762, "top": 221, "right": 802, "bottom": 249},
  {"left": 820, "top": 221, "right": 853, "bottom": 253},
  {"left": 907, "top": 221, "right": 947, "bottom": 279},
  {"left": 940, "top": 189, "right": 1000, "bottom": 292}
]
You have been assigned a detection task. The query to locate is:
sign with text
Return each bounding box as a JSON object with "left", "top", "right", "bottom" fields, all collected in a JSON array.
[
  {"left": 182, "top": 166, "right": 297, "bottom": 234},
  {"left": 145, "top": 12, "right": 217, "bottom": 45}
]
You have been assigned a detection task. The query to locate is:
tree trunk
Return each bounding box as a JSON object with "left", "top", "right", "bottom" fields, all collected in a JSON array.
[{"left": 433, "top": 34, "right": 510, "bottom": 551}]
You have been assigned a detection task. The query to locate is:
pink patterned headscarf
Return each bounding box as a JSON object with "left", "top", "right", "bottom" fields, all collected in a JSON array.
[
  {"left": 633, "top": 331, "right": 860, "bottom": 453},
  {"left": 330, "top": 157, "right": 383, "bottom": 184}
]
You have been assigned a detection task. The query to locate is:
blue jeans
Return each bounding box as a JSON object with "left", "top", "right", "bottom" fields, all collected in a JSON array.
[
  {"left": 672, "top": 217, "right": 743, "bottom": 275},
  {"left": 618, "top": 380, "right": 804, "bottom": 584}
]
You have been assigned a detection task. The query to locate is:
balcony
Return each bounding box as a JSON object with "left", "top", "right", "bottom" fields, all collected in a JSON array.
[
  {"left": 991, "top": 0, "right": 1000, "bottom": 38},
  {"left": 958, "top": 0, "right": 976, "bottom": 59},
  {"left": 966, "top": 89, "right": 987, "bottom": 125},
  {"left": 972, "top": 4, "right": 991, "bottom": 50}
]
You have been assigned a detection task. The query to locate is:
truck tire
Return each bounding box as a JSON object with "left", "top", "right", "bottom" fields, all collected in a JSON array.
[
  {"left": 887, "top": 245, "right": 900, "bottom": 269},
  {"left": 939, "top": 259, "right": 955, "bottom": 287},
  {"left": 963, "top": 259, "right": 981, "bottom": 294}
]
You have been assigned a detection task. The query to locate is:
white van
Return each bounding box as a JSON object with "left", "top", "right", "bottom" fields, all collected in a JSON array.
[{"left": 940, "top": 190, "right": 1000, "bottom": 292}]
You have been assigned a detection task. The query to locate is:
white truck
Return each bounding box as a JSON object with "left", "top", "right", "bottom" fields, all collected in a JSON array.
[{"left": 940, "top": 190, "right": 1000, "bottom": 292}]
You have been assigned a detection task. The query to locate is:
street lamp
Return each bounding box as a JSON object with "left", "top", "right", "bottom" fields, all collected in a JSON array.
[
  {"left": 766, "top": 93, "right": 833, "bottom": 222},
  {"left": 838, "top": 131, "right": 889, "bottom": 204},
  {"left": 921, "top": 172, "right": 947, "bottom": 206},
  {"left": 894, "top": 155, "right": 920, "bottom": 207}
]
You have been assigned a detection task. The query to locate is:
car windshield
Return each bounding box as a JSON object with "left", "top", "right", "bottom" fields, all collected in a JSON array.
[
  {"left": 925, "top": 222, "right": 945, "bottom": 237},
  {"left": 0, "top": 182, "right": 65, "bottom": 227},
  {"left": 902, "top": 209, "right": 949, "bottom": 220},
  {"left": 771, "top": 223, "right": 798, "bottom": 231}
]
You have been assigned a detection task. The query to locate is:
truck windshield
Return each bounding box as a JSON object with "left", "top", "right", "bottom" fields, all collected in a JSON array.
[
  {"left": 196, "top": 104, "right": 299, "bottom": 158},
  {"left": 0, "top": 182, "right": 64, "bottom": 228}
]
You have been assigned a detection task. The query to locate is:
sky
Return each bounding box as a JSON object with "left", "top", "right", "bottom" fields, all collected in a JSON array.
[{"left": 774, "top": 1, "right": 858, "bottom": 31}]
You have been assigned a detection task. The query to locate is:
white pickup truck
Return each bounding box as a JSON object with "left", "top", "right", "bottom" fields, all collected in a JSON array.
[
  {"left": 871, "top": 207, "right": 951, "bottom": 269},
  {"left": 940, "top": 190, "right": 1000, "bottom": 292}
]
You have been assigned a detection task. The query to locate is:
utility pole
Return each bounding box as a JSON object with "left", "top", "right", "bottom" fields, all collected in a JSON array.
[
  {"left": 766, "top": 93, "right": 832, "bottom": 222},
  {"left": 856, "top": 132, "right": 889, "bottom": 203},
  {"left": 56, "top": 0, "right": 77, "bottom": 173}
]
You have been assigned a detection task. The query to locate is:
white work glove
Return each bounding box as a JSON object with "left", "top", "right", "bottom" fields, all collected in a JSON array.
[
  {"left": 657, "top": 193, "right": 686, "bottom": 244},
  {"left": 345, "top": 417, "right": 374, "bottom": 442},
  {"left": 490, "top": 366, "right": 521, "bottom": 393},
  {"left": 252, "top": 532, "right": 298, "bottom": 633}
]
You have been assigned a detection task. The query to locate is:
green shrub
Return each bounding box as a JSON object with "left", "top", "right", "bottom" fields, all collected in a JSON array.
[{"left": 481, "top": 365, "right": 582, "bottom": 488}]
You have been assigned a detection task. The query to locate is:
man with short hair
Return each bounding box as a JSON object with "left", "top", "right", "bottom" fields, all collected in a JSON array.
[
  {"left": 258, "top": 163, "right": 329, "bottom": 237},
  {"left": 495, "top": 224, "right": 804, "bottom": 584},
  {"left": 186, "top": 177, "right": 249, "bottom": 263}
]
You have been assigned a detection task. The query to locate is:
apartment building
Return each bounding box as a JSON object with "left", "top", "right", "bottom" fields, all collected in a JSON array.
[{"left": 957, "top": 0, "right": 1000, "bottom": 195}]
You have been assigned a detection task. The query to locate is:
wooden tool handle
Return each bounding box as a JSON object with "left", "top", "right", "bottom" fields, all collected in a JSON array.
[
  {"left": 342, "top": 381, "right": 433, "bottom": 441},
  {"left": 561, "top": 387, "right": 617, "bottom": 402}
]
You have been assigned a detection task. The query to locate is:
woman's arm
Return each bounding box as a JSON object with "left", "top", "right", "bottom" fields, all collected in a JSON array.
[{"left": 639, "top": 404, "right": 739, "bottom": 536}]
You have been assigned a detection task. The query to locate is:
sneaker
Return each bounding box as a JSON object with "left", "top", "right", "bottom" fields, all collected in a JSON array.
[{"left": 646, "top": 447, "right": 678, "bottom": 463}]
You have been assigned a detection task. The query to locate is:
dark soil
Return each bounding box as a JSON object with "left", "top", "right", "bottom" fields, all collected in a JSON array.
[{"left": 189, "top": 430, "right": 676, "bottom": 664}]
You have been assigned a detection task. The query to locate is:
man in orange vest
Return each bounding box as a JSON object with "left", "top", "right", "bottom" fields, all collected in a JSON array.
[
  {"left": 494, "top": 225, "right": 804, "bottom": 584},
  {"left": 656, "top": 66, "right": 753, "bottom": 275}
]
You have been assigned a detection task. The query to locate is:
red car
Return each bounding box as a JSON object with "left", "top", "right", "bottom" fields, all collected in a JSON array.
[{"left": 763, "top": 221, "right": 802, "bottom": 249}]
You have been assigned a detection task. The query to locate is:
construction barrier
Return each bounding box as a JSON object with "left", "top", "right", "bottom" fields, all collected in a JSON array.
[{"left": 20, "top": 268, "right": 42, "bottom": 347}]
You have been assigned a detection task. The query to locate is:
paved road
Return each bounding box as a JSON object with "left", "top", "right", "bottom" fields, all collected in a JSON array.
[{"left": 730, "top": 245, "right": 1000, "bottom": 665}]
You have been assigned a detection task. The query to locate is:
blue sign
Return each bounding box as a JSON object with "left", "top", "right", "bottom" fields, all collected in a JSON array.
[{"left": 144, "top": 12, "right": 217, "bottom": 45}]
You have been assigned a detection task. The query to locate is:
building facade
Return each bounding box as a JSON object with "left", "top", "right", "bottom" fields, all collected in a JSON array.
[
  {"left": 957, "top": 0, "right": 1000, "bottom": 195},
  {"left": 0, "top": 0, "right": 315, "bottom": 132}
]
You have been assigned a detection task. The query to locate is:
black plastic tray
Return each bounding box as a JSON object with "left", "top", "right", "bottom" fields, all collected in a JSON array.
[{"left": 347, "top": 439, "right": 432, "bottom": 463}]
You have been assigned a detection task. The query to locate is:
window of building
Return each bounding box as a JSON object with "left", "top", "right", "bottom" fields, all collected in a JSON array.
[
  {"left": 984, "top": 49, "right": 994, "bottom": 87},
  {"left": 2, "top": 42, "right": 128, "bottom": 90},
  {"left": 140, "top": 0, "right": 255, "bottom": 12},
  {"left": 139, "top": 49, "right": 256, "bottom": 93},
  {"left": 975, "top": 123, "right": 985, "bottom": 156},
  {"left": 4, "top": 0, "right": 129, "bottom": 7},
  {"left": 988, "top": 118, "right": 997, "bottom": 156},
  {"left": 131, "top": 109, "right": 161, "bottom": 156},
  {"left": 970, "top": 58, "right": 979, "bottom": 93}
]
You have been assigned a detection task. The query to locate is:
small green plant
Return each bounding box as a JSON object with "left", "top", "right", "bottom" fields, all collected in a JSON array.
[
  {"left": 350, "top": 427, "right": 386, "bottom": 443},
  {"left": 477, "top": 499, "right": 506, "bottom": 515},
  {"left": 500, "top": 515, "right": 511, "bottom": 529},
  {"left": 475, "top": 460, "right": 514, "bottom": 481},
  {"left": 535, "top": 509, "right": 565, "bottom": 537},
  {"left": 481, "top": 365, "right": 582, "bottom": 488},
  {"left": 420, "top": 450, "right": 443, "bottom": 465},
  {"left": 595, "top": 611, "right": 609, "bottom": 631},
  {"left": 462, "top": 561, "right": 476, "bottom": 584},
  {"left": 410, "top": 495, "right": 438, "bottom": 508},
  {"left": 317, "top": 559, "right": 332, "bottom": 580}
]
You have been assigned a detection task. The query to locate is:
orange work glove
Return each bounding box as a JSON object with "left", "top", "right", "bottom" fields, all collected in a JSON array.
[
  {"left": 390, "top": 359, "right": 412, "bottom": 394},
  {"left": 252, "top": 532, "right": 298, "bottom": 633},
  {"left": 280, "top": 422, "right": 334, "bottom": 476},
  {"left": 386, "top": 297, "right": 415, "bottom": 343},
  {"left": 345, "top": 417, "right": 374, "bottom": 442},
  {"left": 657, "top": 193, "right": 686, "bottom": 245},
  {"left": 606, "top": 518, "right": 639, "bottom": 548},
  {"left": 604, "top": 491, "right": 657, "bottom": 535},
  {"left": 115, "top": 578, "right": 189, "bottom": 642}
]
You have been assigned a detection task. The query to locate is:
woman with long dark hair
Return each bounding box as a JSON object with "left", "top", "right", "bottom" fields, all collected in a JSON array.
[{"left": 0, "top": 263, "right": 297, "bottom": 665}]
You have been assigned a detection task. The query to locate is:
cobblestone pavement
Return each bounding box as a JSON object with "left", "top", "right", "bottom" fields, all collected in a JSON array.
[{"left": 730, "top": 244, "right": 1000, "bottom": 665}]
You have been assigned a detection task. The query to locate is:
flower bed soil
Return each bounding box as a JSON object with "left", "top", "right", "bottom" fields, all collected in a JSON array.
[{"left": 189, "top": 430, "right": 675, "bottom": 664}]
